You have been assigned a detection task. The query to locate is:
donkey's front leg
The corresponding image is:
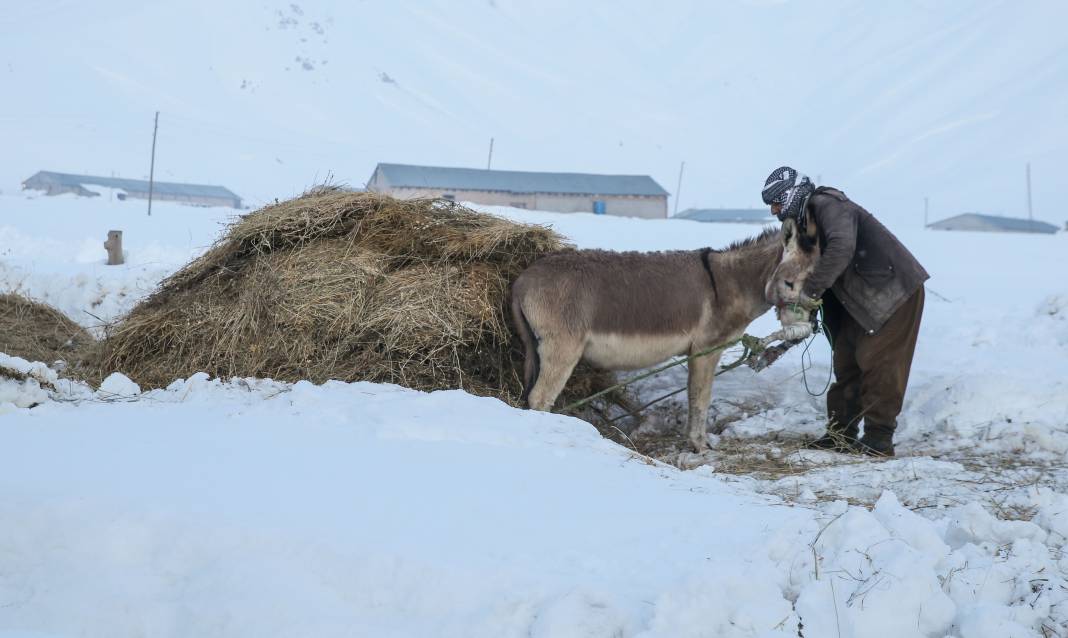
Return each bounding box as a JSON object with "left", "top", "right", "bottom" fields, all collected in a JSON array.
[{"left": 686, "top": 350, "right": 723, "bottom": 452}]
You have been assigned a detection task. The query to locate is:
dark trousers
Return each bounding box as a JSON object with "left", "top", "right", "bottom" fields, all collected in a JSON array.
[{"left": 822, "top": 286, "right": 925, "bottom": 438}]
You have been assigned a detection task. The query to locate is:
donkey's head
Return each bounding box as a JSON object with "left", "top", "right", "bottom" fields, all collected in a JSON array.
[{"left": 765, "top": 212, "right": 821, "bottom": 306}]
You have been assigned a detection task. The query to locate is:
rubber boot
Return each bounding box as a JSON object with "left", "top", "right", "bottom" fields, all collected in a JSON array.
[
  {"left": 855, "top": 422, "right": 895, "bottom": 457},
  {"left": 805, "top": 415, "right": 858, "bottom": 453}
]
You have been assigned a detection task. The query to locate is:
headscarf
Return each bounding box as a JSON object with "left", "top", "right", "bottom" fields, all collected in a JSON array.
[{"left": 761, "top": 166, "right": 815, "bottom": 223}]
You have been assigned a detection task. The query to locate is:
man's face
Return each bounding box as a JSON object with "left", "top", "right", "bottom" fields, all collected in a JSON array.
[{"left": 771, "top": 202, "right": 783, "bottom": 220}]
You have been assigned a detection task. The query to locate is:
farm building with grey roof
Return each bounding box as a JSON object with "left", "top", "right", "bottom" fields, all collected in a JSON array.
[
  {"left": 22, "top": 171, "right": 243, "bottom": 209},
  {"left": 675, "top": 208, "right": 776, "bottom": 224},
  {"left": 927, "top": 213, "right": 1058, "bottom": 235},
  {"left": 367, "top": 163, "right": 668, "bottom": 218}
]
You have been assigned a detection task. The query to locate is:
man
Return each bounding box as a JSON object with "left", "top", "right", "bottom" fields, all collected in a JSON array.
[{"left": 761, "top": 167, "right": 928, "bottom": 456}]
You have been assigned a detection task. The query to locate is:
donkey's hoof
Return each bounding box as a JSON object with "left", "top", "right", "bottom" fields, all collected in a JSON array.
[
  {"left": 677, "top": 450, "right": 714, "bottom": 470},
  {"left": 687, "top": 433, "right": 710, "bottom": 453}
]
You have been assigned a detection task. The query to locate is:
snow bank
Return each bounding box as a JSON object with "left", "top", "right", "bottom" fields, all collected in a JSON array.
[
  {"left": 0, "top": 353, "right": 94, "bottom": 412},
  {"left": 1, "top": 375, "right": 1065, "bottom": 636},
  {"left": 0, "top": 353, "right": 56, "bottom": 411},
  {"left": 0, "top": 377, "right": 814, "bottom": 636}
]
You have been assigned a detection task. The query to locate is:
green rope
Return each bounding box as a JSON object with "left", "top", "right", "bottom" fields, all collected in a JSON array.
[
  {"left": 604, "top": 335, "right": 767, "bottom": 423},
  {"left": 562, "top": 334, "right": 760, "bottom": 415}
]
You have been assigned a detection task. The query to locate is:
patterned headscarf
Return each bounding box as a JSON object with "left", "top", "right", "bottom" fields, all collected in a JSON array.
[{"left": 762, "top": 166, "right": 815, "bottom": 223}]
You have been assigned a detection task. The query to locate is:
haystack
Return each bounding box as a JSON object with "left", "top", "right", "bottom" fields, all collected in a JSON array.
[
  {"left": 96, "top": 189, "right": 616, "bottom": 408},
  {"left": 0, "top": 293, "right": 93, "bottom": 366}
]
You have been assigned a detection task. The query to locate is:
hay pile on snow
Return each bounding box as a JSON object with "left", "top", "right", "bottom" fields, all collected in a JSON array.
[
  {"left": 0, "top": 293, "right": 92, "bottom": 367},
  {"left": 97, "top": 190, "right": 614, "bottom": 407}
]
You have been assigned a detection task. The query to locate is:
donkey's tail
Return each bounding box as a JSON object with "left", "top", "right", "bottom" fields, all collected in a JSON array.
[{"left": 510, "top": 292, "right": 539, "bottom": 406}]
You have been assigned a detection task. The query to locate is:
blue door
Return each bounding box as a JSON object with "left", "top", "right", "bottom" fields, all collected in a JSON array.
[{"left": 593, "top": 200, "right": 606, "bottom": 215}]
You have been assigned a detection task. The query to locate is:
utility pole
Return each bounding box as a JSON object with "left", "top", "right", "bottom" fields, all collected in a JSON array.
[
  {"left": 673, "top": 160, "right": 685, "bottom": 216},
  {"left": 924, "top": 196, "right": 929, "bottom": 228},
  {"left": 147, "top": 111, "right": 159, "bottom": 216},
  {"left": 486, "top": 137, "right": 494, "bottom": 170},
  {"left": 1026, "top": 162, "right": 1033, "bottom": 222}
]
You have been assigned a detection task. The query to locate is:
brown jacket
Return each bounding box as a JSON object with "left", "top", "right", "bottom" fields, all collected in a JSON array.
[{"left": 802, "top": 187, "right": 929, "bottom": 334}]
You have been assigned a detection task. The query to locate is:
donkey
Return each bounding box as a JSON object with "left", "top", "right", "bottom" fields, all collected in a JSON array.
[
  {"left": 511, "top": 220, "right": 821, "bottom": 452},
  {"left": 766, "top": 211, "right": 823, "bottom": 312}
]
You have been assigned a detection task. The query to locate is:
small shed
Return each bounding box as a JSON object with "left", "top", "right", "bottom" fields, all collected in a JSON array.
[
  {"left": 22, "top": 171, "right": 243, "bottom": 209},
  {"left": 367, "top": 163, "right": 669, "bottom": 219},
  {"left": 927, "top": 213, "right": 1058, "bottom": 235},
  {"left": 675, "top": 208, "right": 776, "bottom": 224}
]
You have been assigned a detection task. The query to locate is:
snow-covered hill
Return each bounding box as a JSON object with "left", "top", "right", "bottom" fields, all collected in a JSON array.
[{"left": 3, "top": 1, "right": 1067, "bottom": 223}]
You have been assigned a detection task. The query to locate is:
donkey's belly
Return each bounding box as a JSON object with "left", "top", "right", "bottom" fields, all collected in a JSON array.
[{"left": 582, "top": 332, "right": 692, "bottom": 371}]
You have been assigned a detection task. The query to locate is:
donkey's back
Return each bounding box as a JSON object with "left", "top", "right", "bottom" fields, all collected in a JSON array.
[{"left": 513, "top": 249, "right": 710, "bottom": 335}]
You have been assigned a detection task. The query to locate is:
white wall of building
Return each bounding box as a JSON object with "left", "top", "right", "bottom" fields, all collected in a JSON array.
[{"left": 374, "top": 186, "right": 666, "bottom": 219}]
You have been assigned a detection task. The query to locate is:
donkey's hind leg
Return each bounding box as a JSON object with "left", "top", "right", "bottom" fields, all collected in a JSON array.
[{"left": 526, "top": 336, "right": 584, "bottom": 412}]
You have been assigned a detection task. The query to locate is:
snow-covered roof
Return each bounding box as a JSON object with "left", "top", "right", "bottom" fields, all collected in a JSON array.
[
  {"left": 675, "top": 208, "right": 776, "bottom": 224},
  {"left": 371, "top": 163, "right": 669, "bottom": 197},
  {"left": 928, "top": 212, "right": 1058, "bottom": 234},
  {"left": 23, "top": 171, "right": 241, "bottom": 201}
]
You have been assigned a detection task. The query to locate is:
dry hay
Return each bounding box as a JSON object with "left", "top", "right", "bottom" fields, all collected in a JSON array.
[
  {"left": 96, "top": 189, "right": 618, "bottom": 409},
  {"left": 0, "top": 293, "right": 93, "bottom": 368}
]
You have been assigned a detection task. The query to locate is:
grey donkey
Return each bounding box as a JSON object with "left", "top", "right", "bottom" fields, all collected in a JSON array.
[{"left": 511, "top": 222, "right": 820, "bottom": 452}]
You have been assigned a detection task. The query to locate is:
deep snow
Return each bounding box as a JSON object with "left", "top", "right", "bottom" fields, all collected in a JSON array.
[{"left": 1, "top": 193, "right": 1067, "bottom": 637}]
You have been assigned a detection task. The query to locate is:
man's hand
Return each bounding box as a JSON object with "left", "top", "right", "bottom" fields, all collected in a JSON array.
[{"left": 746, "top": 342, "right": 794, "bottom": 371}]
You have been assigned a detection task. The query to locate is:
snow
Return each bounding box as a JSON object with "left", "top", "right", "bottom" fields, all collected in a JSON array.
[
  {"left": 0, "top": 353, "right": 57, "bottom": 411},
  {"left": 0, "top": 193, "right": 238, "bottom": 332},
  {"left": 2, "top": 192, "right": 1068, "bottom": 636},
  {"left": 4, "top": 3, "right": 1067, "bottom": 633},
  {"left": 0, "top": 377, "right": 815, "bottom": 637},
  {"left": 97, "top": 372, "right": 140, "bottom": 398}
]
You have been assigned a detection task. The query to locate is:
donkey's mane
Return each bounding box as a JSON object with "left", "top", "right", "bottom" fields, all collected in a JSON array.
[{"left": 713, "top": 225, "right": 781, "bottom": 253}]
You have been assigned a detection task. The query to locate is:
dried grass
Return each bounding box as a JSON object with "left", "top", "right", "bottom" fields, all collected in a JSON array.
[
  {"left": 0, "top": 293, "right": 93, "bottom": 368},
  {"left": 94, "top": 189, "right": 618, "bottom": 409}
]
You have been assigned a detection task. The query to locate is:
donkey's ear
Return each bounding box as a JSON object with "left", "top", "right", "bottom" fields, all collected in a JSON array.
[
  {"left": 781, "top": 218, "right": 795, "bottom": 245},
  {"left": 802, "top": 208, "right": 819, "bottom": 241}
]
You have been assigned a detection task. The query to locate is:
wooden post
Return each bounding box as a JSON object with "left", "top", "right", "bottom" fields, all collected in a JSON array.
[
  {"left": 148, "top": 111, "right": 159, "bottom": 216},
  {"left": 673, "top": 161, "right": 685, "bottom": 216},
  {"left": 1026, "top": 162, "right": 1032, "bottom": 223},
  {"left": 104, "top": 230, "right": 124, "bottom": 265}
]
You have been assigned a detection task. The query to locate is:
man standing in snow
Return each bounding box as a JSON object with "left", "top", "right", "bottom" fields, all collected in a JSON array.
[{"left": 761, "top": 167, "right": 929, "bottom": 456}]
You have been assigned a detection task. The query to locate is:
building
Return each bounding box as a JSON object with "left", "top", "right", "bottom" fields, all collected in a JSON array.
[
  {"left": 927, "top": 213, "right": 1058, "bottom": 235},
  {"left": 366, "top": 163, "right": 668, "bottom": 219},
  {"left": 22, "top": 171, "right": 243, "bottom": 209},
  {"left": 674, "top": 208, "right": 776, "bottom": 224}
]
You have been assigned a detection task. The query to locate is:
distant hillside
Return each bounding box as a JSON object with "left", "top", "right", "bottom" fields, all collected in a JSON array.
[{"left": 2, "top": 0, "right": 1065, "bottom": 224}]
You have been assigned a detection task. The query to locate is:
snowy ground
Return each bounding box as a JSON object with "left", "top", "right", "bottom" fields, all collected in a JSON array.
[
  {"left": 0, "top": 193, "right": 238, "bottom": 335},
  {"left": 2, "top": 193, "right": 1067, "bottom": 637}
]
